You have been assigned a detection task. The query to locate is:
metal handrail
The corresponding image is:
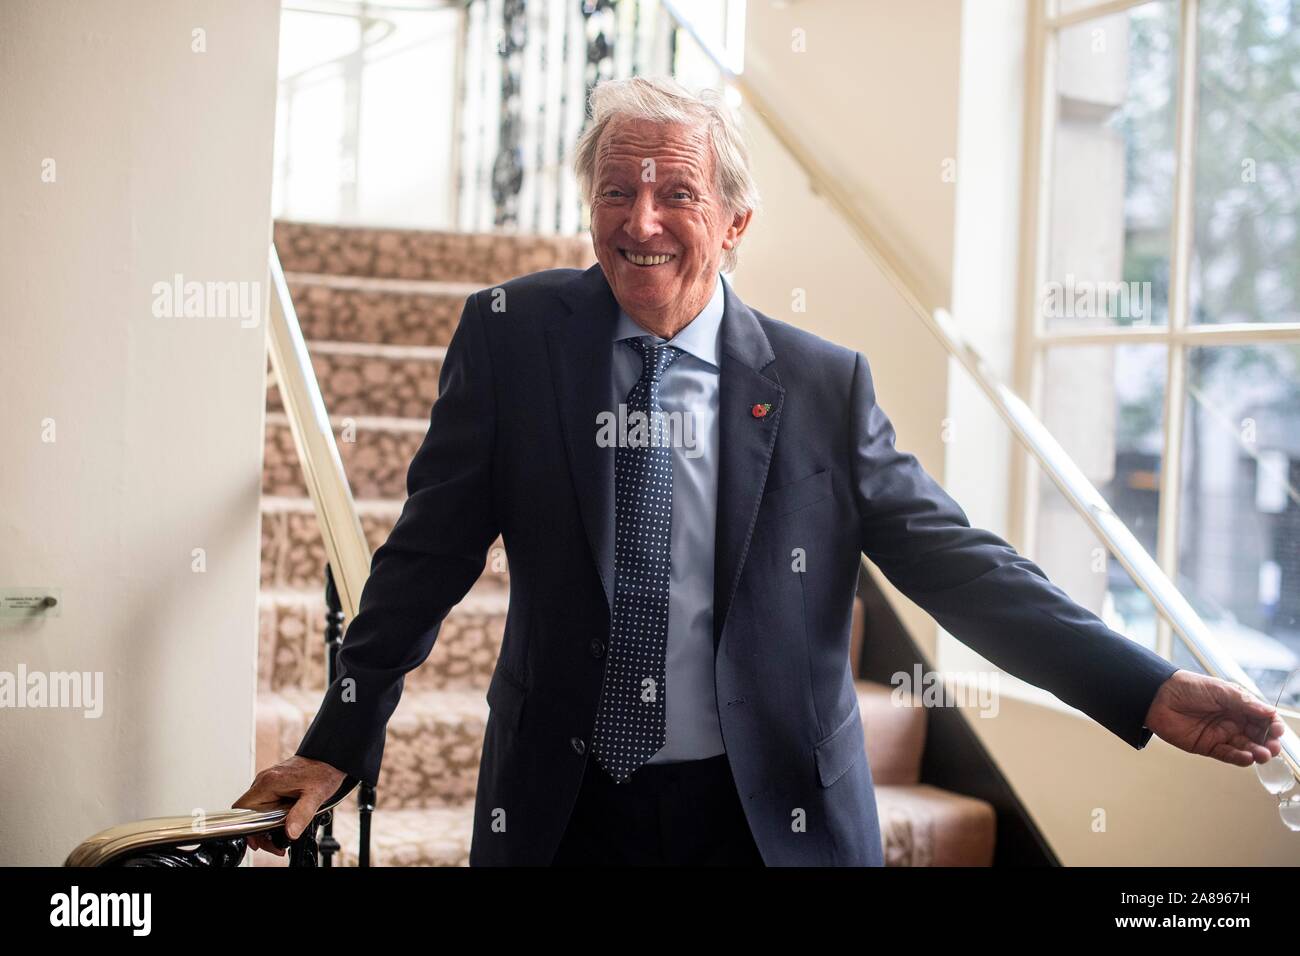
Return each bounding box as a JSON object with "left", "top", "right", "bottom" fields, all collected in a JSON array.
[
  {"left": 65, "top": 783, "right": 357, "bottom": 867},
  {"left": 267, "top": 245, "right": 372, "bottom": 619},
  {"left": 657, "top": 0, "right": 1300, "bottom": 782}
]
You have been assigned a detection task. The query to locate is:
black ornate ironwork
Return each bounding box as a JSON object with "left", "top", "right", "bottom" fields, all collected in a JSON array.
[
  {"left": 320, "top": 564, "right": 347, "bottom": 867},
  {"left": 459, "top": 0, "right": 684, "bottom": 233},
  {"left": 284, "top": 810, "right": 329, "bottom": 868},
  {"left": 581, "top": 0, "right": 618, "bottom": 104},
  {"left": 357, "top": 782, "right": 376, "bottom": 868},
  {"left": 492, "top": 0, "right": 528, "bottom": 227},
  {"left": 117, "top": 837, "right": 248, "bottom": 868},
  {"left": 105, "top": 806, "right": 335, "bottom": 868}
]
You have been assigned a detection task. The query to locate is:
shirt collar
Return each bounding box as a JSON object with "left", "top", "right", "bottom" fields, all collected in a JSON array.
[{"left": 612, "top": 272, "right": 726, "bottom": 369}]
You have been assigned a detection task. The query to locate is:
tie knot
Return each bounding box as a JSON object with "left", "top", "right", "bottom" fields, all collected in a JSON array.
[{"left": 626, "top": 336, "right": 682, "bottom": 385}]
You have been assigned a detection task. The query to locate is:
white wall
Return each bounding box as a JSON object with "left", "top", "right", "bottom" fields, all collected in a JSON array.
[
  {"left": 731, "top": 0, "right": 964, "bottom": 657},
  {"left": 0, "top": 0, "right": 280, "bottom": 865}
]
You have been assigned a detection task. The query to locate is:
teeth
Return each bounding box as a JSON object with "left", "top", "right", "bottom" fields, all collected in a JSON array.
[{"left": 622, "top": 250, "right": 675, "bottom": 266}]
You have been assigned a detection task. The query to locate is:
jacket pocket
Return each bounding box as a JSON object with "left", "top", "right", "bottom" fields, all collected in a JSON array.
[
  {"left": 760, "top": 468, "right": 832, "bottom": 519},
  {"left": 486, "top": 664, "right": 528, "bottom": 735},
  {"left": 813, "top": 703, "right": 865, "bottom": 788}
]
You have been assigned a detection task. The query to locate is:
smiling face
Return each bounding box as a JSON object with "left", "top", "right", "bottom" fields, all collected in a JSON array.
[{"left": 589, "top": 116, "right": 751, "bottom": 338}]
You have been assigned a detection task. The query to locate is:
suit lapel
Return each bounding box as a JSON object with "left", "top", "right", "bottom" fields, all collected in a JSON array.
[
  {"left": 713, "top": 279, "right": 783, "bottom": 651},
  {"left": 548, "top": 265, "right": 619, "bottom": 612}
]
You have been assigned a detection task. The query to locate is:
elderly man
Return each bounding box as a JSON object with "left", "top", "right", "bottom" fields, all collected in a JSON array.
[{"left": 237, "top": 76, "right": 1284, "bottom": 866}]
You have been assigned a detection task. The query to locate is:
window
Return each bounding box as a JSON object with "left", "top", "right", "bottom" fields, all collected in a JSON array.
[{"left": 1021, "top": 0, "right": 1300, "bottom": 705}]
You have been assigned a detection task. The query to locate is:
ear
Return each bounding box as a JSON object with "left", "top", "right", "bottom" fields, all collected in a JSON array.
[{"left": 722, "top": 207, "right": 753, "bottom": 250}]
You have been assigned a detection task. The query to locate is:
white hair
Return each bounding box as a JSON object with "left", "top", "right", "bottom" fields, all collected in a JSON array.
[{"left": 572, "top": 75, "right": 761, "bottom": 272}]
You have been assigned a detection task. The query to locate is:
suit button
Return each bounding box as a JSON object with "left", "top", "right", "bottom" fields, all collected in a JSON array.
[
  {"left": 589, "top": 639, "right": 605, "bottom": 659},
  {"left": 570, "top": 736, "right": 586, "bottom": 755}
]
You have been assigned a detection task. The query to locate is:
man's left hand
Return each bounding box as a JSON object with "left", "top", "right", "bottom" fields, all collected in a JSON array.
[{"left": 1145, "top": 670, "right": 1287, "bottom": 766}]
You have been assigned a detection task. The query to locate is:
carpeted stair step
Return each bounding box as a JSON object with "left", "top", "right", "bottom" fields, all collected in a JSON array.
[
  {"left": 258, "top": 585, "right": 507, "bottom": 693},
  {"left": 330, "top": 804, "right": 475, "bottom": 867},
  {"left": 283, "top": 273, "right": 478, "bottom": 348},
  {"left": 273, "top": 220, "right": 594, "bottom": 285},
  {"left": 262, "top": 411, "right": 426, "bottom": 500},
  {"left": 267, "top": 341, "right": 445, "bottom": 420},
  {"left": 249, "top": 802, "right": 478, "bottom": 869},
  {"left": 257, "top": 686, "right": 488, "bottom": 811},
  {"left": 259, "top": 496, "right": 509, "bottom": 593}
]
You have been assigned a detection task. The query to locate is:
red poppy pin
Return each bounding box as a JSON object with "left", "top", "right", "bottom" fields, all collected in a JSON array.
[{"left": 751, "top": 403, "right": 772, "bottom": 419}]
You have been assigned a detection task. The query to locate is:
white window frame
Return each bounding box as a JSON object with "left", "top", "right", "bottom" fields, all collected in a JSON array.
[{"left": 1013, "top": 0, "right": 1300, "bottom": 661}]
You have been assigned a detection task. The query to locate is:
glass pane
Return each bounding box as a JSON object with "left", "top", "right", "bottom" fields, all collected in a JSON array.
[
  {"left": 1179, "top": 344, "right": 1300, "bottom": 706},
  {"left": 1034, "top": 480, "right": 1181, "bottom": 660},
  {"left": 1044, "top": 1, "right": 1178, "bottom": 329},
  {"left": 1039, "top": 345, "right": 1168, "bottom": 553},
  {"left": 936, "top": 382, "right": 1196, "bottom": 684},
  {"left": 1190, "top": 0, "right": 1300, "bottom": 326},
  {"left": 273, "top": 4, "right": 462, "bottom": 228},
  {"left": 1035, "top": 344, "right": 1171, "bottom": 660}
]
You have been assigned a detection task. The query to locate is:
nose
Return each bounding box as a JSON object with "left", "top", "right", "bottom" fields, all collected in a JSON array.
[{"left": 623, "top": 189, "right": 662, "bottom": 244}]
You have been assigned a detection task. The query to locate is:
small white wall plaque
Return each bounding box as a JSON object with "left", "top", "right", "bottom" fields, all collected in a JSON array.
[{"left": 0, "top": 588, "right": 62, "bottom": 618}]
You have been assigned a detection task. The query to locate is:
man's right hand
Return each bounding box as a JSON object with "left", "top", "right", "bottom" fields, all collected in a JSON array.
[{"left": 232, "top": 756, "right": 349, "bottom": 856}]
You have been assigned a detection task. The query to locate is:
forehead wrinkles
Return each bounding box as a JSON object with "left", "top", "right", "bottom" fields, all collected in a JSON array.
[{"left": 596, "top": 122, "right": 713, "bottom": 181}]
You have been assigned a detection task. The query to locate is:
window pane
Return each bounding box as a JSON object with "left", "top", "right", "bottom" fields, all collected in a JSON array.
[
  {"left": 1190, "top": 0, "right": 1300, "bottom": 326},
  {"left": 1034, "top": 480, "right": 1181, "bottom": 660},
  {"left": 1044, "top": 2, "right": 1178, "bottom": 329},
  {"left": 1039, "top": 345, "right": 1168, "bottom": 555},
  {"left": 1035, "top": 344, "right": 1169, "bottom": 655},
  {"left": 1179, "top": 344, "right": 1300, "bottom": 706}
]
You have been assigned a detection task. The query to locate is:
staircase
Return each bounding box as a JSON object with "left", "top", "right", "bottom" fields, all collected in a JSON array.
[{"left": 255, "top": 220, "right": 997, "bottom": 866}]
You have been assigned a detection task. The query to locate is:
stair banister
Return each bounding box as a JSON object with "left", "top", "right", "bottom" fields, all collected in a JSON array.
[
  {"left": 266, "top": 245, "right": 376, "bottom": 864},
  {"left": 267, "top": 246, "right": 373, "bottom": 620}
]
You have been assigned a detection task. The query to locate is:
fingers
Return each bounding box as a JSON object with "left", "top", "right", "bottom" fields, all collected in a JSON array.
[
  {"left": 245, "top": 833, "right": 285, "bottom": 857},
  {"left": 239, "top": 824, "right": 286, "bottom": 857},
  {"left": 1249, "top": 718, "right": 1287, "bottom": 752},
  {"left": 1210, "top": 733, "right": 1283, "bottom": 767},
  {"left": 284, "top": 794, "right": 320, "bottom": 842},
  {"left": 1247, "top": 742, "right": 1274, "bottom": 764},
  {"left": 1234, "top": 685, "right": 1281, "bottom": 723},
  {"left": 1219, "top": 684, "right": 1289, "bottom": 757},
  {"left": 1209, "top": 741, "right": 1258, "bottom": 767},
  {"left": 232, "top": 772, "right": 291, "bottom": 813},
  {"left": 233, "top": 770, "right": 297, "bottom": 856}
]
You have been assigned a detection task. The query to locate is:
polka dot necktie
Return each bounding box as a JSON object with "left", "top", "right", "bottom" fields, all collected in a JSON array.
[{"left": 591, "top": 336, "right": 683, "bottom": 783}]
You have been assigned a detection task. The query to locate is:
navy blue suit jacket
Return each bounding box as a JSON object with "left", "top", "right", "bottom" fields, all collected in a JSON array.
[{"left": 295, "top": 263, "right": 1179, "bottom": 866}]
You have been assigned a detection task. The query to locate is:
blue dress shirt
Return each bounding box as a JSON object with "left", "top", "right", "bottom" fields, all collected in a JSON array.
[{"left": 610, "top": 272, "right": 728, "bottom": 763}]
